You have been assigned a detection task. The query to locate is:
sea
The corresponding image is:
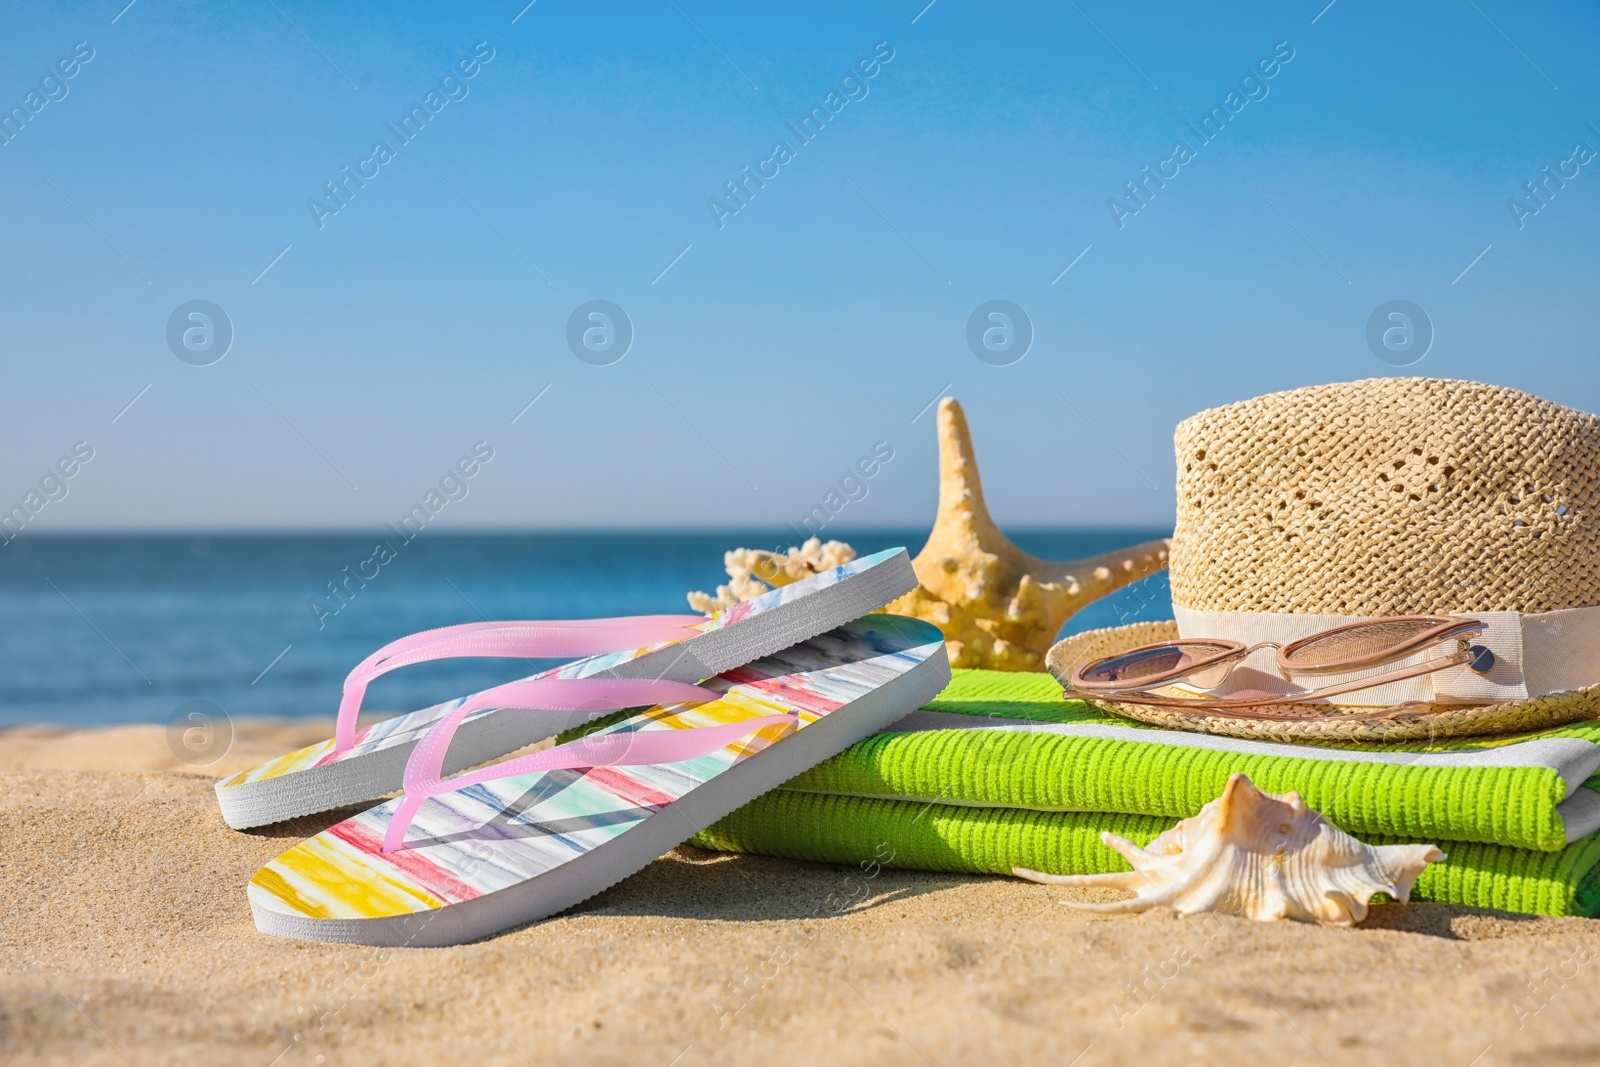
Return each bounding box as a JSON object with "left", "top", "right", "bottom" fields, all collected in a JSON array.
[{"left": 0, "top": 530, "right": 1173, "bottom": 728}]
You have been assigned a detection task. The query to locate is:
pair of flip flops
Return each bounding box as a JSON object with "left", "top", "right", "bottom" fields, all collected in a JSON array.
[{"left": 219, "top": 548, "right": 950, "bottom": 947}]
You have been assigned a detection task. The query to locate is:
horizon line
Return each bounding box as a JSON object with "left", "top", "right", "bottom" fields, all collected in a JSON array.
[{"left": 3, "top": 522, "right": 1176, "bottom": 539}]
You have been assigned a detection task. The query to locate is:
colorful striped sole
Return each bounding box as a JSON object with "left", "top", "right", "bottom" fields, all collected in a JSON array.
[{"left": 249, "top": 615, "right": 951, "bottom": 946}]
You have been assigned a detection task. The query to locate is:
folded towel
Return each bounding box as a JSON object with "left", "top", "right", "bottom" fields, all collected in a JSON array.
[
  {"left": 696, "top": 790, "right": 1600, "bottom": 917},
  {"left": 691, "top": 669, "right": 1600, "bottom": 916},
  {"left": 763, "top": 670, "right": 1600, "bottom": 851}
]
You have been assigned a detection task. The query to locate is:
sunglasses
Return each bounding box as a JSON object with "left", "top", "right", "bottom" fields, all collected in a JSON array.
[{"left": 1058, "top": 615, "right": 1497, "bottom": 717}]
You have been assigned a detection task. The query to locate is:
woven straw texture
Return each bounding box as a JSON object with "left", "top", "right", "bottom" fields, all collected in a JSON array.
[
  {"left": 1047, "top": 620, "right": 1180, "bottom": 675},
  {"left": 1169, "top": 377, "right": 1600, "bottom": 615},
  {"left": 1048, "top": 622, "right": 1600, "bottom": 742}
]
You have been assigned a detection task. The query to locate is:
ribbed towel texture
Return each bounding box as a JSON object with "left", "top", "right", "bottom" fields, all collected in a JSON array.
[{"left": 692, "top": 670, "right": 1600, "bottom": 916}]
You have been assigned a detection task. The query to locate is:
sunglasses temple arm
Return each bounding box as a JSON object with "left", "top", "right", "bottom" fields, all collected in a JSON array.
[
  {"left": 1280, "top": 649, "right": 1475, "bottom": 704},
  {"left": 1057, "top": 641, "right": 1286, "bottom": 700}
]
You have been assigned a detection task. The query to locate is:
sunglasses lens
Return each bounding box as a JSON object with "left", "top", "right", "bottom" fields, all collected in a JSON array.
[
  {"left": 1279, "top": 617, "right": 1442, "bottom": 672},
  {"left": 1186, "top": 662, "right": 1235, "bottom": 689},
  {"left": 1078, "top": 642, "right": 1235, "bottom": 688}
]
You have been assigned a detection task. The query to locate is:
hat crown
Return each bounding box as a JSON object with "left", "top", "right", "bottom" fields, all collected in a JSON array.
[{"left": 1169, "top": 377, "right": 1600, "bottom": 615}]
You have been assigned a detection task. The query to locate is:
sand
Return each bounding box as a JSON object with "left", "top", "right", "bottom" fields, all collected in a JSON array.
[{"left": 5, "top": 720, "right": 1600, "bottom": 1066}]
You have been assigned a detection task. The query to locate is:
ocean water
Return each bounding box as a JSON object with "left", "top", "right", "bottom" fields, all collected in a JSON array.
[{"left": 0, "top": 530, "right": 1172, "bottom": 728}]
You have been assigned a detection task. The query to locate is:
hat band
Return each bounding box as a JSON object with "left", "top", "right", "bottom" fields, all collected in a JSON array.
[{"left": 1171, "top": 604, "right": 1600, "bottom": 707}]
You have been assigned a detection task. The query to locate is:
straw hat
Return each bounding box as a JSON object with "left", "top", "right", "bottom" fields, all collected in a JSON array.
[{"left": 1047, "top": 377, "right": 1600, "bottom": 741}]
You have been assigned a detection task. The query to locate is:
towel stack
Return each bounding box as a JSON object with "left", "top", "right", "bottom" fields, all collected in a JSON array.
[{"left": 694, "top": 670, "right": 1600, "bottom": 916}]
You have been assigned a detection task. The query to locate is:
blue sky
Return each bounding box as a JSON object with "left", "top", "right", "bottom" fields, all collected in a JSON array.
[{"left": 1, "top": 0, "right": 1596, "bottom": 532}]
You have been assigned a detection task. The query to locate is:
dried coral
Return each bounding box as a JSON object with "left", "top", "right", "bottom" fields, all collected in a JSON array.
[
  {"left": 887, "top": 398, "right": 1171, "bottom": 671},
  {"left": 687, "top": 538, "right": 857, "bottom": 614},
  {"left": 1015, "top": 773, "right": 1445, "bottom": 926}
]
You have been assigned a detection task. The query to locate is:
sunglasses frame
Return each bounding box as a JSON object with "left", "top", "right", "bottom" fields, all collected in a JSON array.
[
  {"left": 1275, "top": 615, "right": 1490, "bottom": 676},
  {"left": 1060, "top": 614, "right": 1496, "bottom": 715},
  {"left": 1067, "top": 638, "right": 1249, "bottom": 694}
]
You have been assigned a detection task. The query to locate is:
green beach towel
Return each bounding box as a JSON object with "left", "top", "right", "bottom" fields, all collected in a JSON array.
[{"left": 693, "top": 670, "right": 1600, "bottom": 917}]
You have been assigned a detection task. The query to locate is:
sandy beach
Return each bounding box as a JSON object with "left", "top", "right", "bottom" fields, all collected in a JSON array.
[{"left": 5, "top": 719, "right": 1600, "bottom": 1067}]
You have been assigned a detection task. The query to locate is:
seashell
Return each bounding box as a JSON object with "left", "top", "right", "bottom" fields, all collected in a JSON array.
[
  {"left": 886, "top": 397, "right": 1171, "bottom": 671},
  {"left": 1014, "top": 773, "right": 1444, "bottom": 926}
]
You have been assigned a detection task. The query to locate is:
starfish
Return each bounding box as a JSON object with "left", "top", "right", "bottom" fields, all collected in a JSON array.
[{"left": 887, "top": 397, "right": 1171, "bottom": 671}]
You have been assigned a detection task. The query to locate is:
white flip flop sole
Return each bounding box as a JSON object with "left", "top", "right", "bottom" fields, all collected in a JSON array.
[{"left": 216, "top": 549, "right": 916, "bottom": 828}]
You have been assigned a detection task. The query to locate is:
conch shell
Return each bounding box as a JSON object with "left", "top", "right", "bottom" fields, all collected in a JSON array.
[
  {"left": 886, "top": 398, "right": 1171, "bottom": 671},
  {"left": 1014, "top": 773, "right": 1444, "bottom": 926}
]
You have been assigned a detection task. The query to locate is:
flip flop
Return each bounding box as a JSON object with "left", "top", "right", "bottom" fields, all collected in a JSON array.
[
  {"left": 248, "top": 614, "right": 949, "bottom": 946},
  {"left": 216, "top": 547, "right": 915, "bottom": 829}
]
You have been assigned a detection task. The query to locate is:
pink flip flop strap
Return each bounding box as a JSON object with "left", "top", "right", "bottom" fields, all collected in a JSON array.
[
  {"left": 334, "top": 615, "right": 706, "bottom": 751},
  {"left": 382, "top": 677, "right": 792, "bottom": 852}
]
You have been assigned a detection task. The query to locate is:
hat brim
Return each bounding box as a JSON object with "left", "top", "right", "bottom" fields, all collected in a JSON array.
[{"left": 1047, "top": 621, "right": 1600, "bottom": 743}]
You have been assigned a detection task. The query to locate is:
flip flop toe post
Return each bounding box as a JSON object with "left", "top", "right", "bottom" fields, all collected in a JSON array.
[{"left": 248, "top": 615, "right": 949, "bottom": 946}]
